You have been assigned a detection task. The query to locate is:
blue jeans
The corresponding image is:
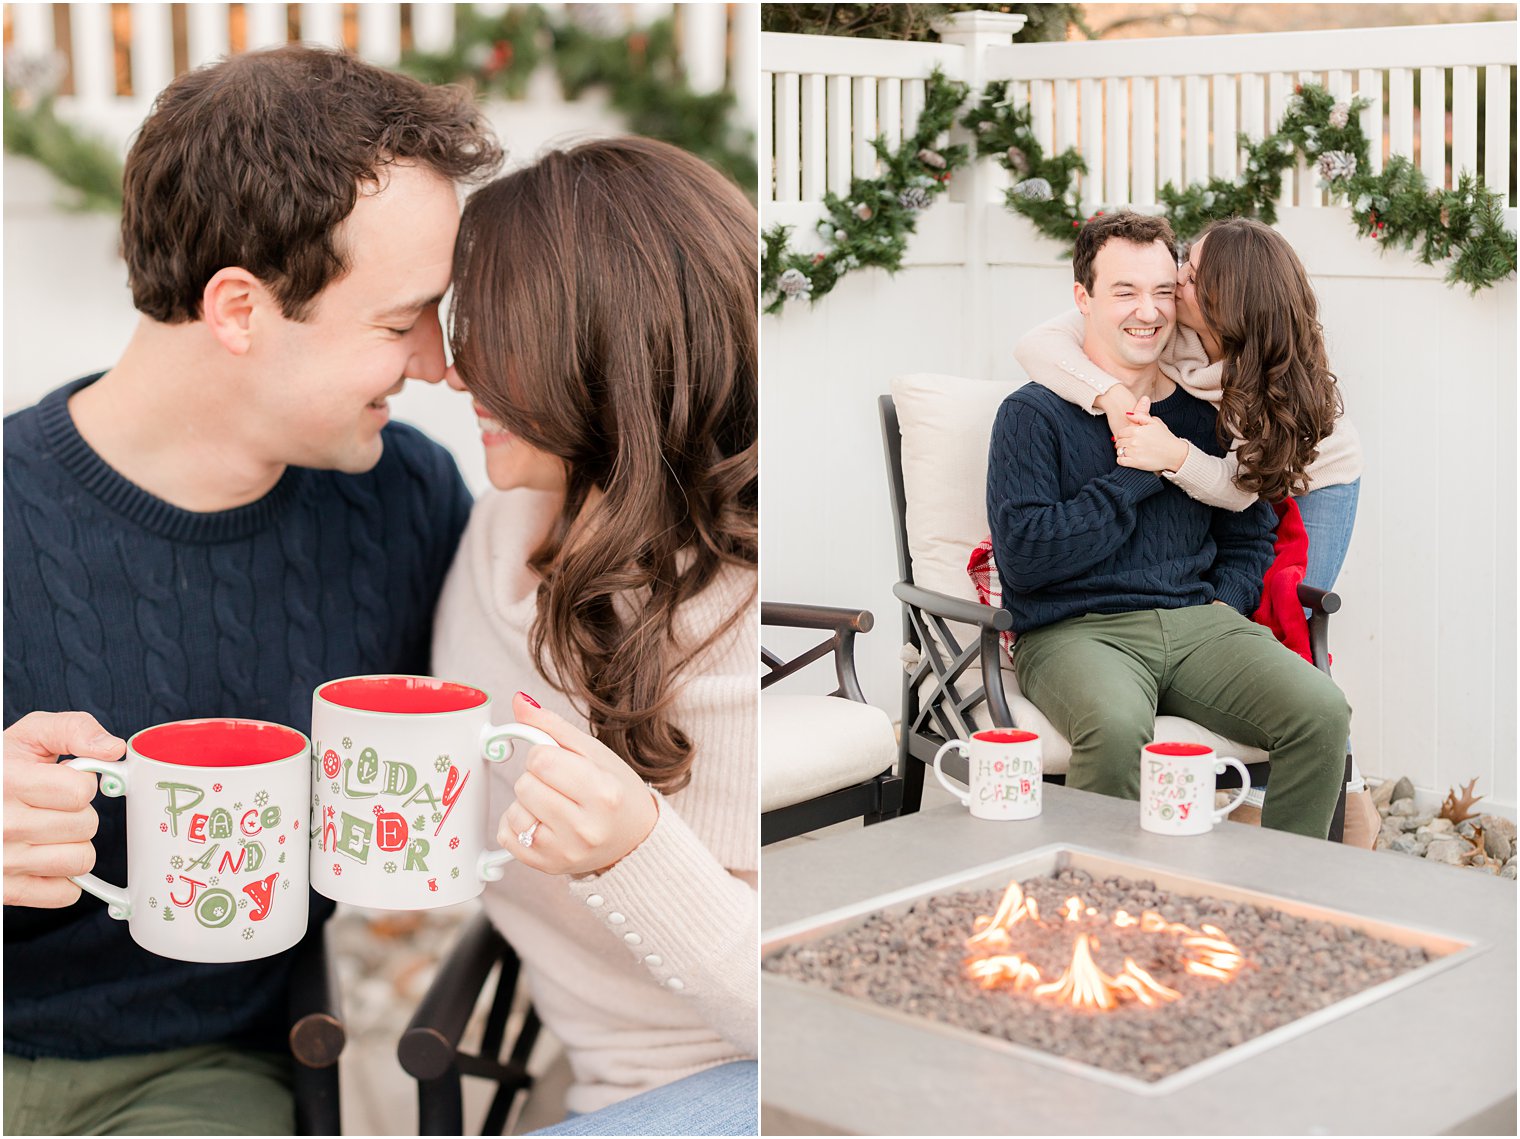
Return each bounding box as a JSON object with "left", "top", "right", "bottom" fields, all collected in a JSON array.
[
  {"left": 529, "top": 1060, "right": 757, "bottom": 1136},
  {"left": 1294, "top": 478, "right": 1360, "bottom": 593}
]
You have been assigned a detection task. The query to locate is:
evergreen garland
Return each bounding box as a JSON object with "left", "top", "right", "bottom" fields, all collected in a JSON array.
[
  {"left": 965, "top": 79, "right": 1515, "bottom": 293},
  {"left": 3, "top": 67, "right": 123, "bottom": 213},
  {"left": 761, "top": 68, "right": 970, "bottom": 314},
  {"left": 403, "top": 6, "right": 756, "bottom": 193}
]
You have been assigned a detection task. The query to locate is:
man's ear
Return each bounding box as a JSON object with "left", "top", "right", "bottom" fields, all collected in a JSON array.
[
  {"left": 202, "top": 268, "right": 266, "bottom": 357},
  {"left": 1073, "top": 280, "right": 1092, "bottom": 317}
]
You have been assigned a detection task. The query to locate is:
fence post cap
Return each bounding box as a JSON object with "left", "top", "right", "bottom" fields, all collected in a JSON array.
[{"left": 933, "top": 11, "right": 1030, "bottom": 42}]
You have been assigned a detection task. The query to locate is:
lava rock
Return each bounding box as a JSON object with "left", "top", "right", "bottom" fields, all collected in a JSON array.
[
  {"left": 1390, "top": 776, "right": 1416, "bottom": 803},
  {"left": 1424, "top": 839, "right": 1470, "bottom": 865}
]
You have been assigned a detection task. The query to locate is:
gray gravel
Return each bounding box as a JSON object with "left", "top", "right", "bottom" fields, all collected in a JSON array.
[{"left": 764, "top": 867, "right": 1431, "bottom": 1083}]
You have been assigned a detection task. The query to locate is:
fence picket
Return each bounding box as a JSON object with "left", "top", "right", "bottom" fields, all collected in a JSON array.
[
  {"left": 245, "top": 4, "right": 288, "bottom": 51},
  {"left": 1030, "top": 78, "right": 1054, "bottom": 154},
  {"left": 1297, "top": 70, "right": 1321, "bottom": 205},
  {"left": 12, "top": 3, "right": 56, "bottom": 58},
  {"left": 1212, "top": 73, "right": 1238, "bottom": 181},
  {"left": 878, "top": 79, "right": 902, "bottom": 152},
  {"left": 1184, "top": 74, "right": 1208, "bottom": 186},
  {"left": 826, "top": 73, "right": 851, "bottom": 195},
  {"left": 1240, "top": 71, "right": 1265, "bottom": 143},
  {"left": 1485, "top": 64, "right": 1512, "bottom": 196},
  {"left": 852, "top": 76, "right": 879, "bottom": 179},
  {"left": 1157, "top": 74, "right": 1181, "bottom": 191},
  {"left": 129, "top": 3, "right": 173, "bottom": 100},
  {"left": 1389, "top": 67, "right": 1415, "bottom": 161},
  {"left": 1357, "top": 68, "right": 1384, "bottom": 174},
  {"left": 1268, "top": 72, "right": 1293, "bottom": 200},
  {"left": 1452, "top": 65, "right": 1479, "bottom": 179},
  {"left": 299, "top": 4, "right": 345, "bottom": 48},
  {"left": 800, "top": 73, "right": 825, "bottom": 201},
  {"left": 357, "top": 4, "right": 401, "bottom": 65},
  {"left": 775, "top": 72, "right": 801, "bottom": 202},
  {"left": 761, "top": 71, "right": 775, "bottom": 202},
  {"left": 734, "top": 6, "right": 759, "bottom": 127},
  {"left": 1419, "top": 66, "right": 1446, "bottom": 186},
  {"left": 903, "top": 78, "right": 926, "bottom": 142},
  {"left": 1054, "top": 77, "right": 1078, "bottom": 157},
  {"left": 1131, "top": 76, "right": 1156, "bottom": 204},
  {"left": 1105, "top": 77, "right": 1128, "bottom": 205},
  {"left": 409, "top": 4, "right": 454, "bottom": 54},
  {"left": 69, "top": 3, "right": 114, "bottom": 109},
  {"left": 1080, "top": 77, "right": 1103, "bottom": 209},
  {"left": 681, "top": 2, "right": 727, "bottom": 94},
  {"left": 187, "top": 4, "right": 230, "bottom": 69}
]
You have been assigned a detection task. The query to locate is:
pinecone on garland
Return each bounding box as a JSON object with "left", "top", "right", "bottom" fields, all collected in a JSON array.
[
  {"left": 898, "top": 187, "right": 932, "bottom": 212},
  {"left": 917, "top": 148, "right": 947, "bottom": 169},
  {"left": 1328, "top": 102, "right": 1350, "bottom": 129},
  {"left": 777, "top": 268, "right": 811, "bottom": 300},
  {"left": 1013, "top": 177, "right": 1053, "bottom": 201},
  {"left": 853, "top": 202, "right": 873, "bottom": 221},
  {"left": 1318, "top": 150, "right": 1357, "bottom": 182},
  {"left": 1005, "top": 146, "right": 1030, "bottom": 175}
]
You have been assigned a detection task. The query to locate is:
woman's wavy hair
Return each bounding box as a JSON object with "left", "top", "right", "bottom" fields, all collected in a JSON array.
[
  {"left": 449, "top": 137, "right": 757, "bottom": 793},
  {"left": 1192, "top": 217, "right": 1343, "bottom": 502}
]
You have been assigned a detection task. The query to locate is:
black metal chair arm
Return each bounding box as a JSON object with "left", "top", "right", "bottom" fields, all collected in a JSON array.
[
  {"left": 761, "top": 601, "right": 874, "bottom": 634},
  {"left": 1296, "top": 584, "right": 1340, "bottom": 616},
  {"left": 287, "top": 922, "right": 344, "bottom": 1136},
  {"left": 893, "top": 582, "right": 1015, "bottom": 632},
  {"left": 398, "top": 912, "right": 507, "bottom": 1081}
]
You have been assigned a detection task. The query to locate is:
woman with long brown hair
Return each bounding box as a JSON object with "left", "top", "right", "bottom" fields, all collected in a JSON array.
[{"left": 432, "top": 136, "right": 757, "bottom": 1134}]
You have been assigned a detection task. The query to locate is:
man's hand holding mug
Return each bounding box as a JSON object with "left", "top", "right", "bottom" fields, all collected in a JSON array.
[{"left": 3, "top": 711, "right": 125, "bottom": 908}]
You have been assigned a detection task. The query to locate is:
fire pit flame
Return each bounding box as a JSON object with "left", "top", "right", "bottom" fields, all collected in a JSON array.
[{"left": 964, "top": 881, "right": 1246, "bottom": 1011}]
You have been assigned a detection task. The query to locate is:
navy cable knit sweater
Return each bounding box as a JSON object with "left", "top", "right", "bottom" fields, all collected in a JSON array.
[
  {"left": 987, "top": 381, "right": 1274, "bottom": 634},
  {"left": 3, "top": 374, "right": 472, "bottom": 1060}
]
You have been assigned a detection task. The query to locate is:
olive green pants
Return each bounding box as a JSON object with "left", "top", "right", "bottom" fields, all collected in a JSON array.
[
  {"left": 4, "top": 1044, "right": 294, "bottom": 1136},
  {"left": 1012, "top": 605, "right": 1350, "bottom": 838}
]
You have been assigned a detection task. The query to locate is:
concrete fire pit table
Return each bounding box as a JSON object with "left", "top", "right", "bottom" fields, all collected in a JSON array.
[{"left": 761, "top": 784, "right": 1517, "bottom": 1135}]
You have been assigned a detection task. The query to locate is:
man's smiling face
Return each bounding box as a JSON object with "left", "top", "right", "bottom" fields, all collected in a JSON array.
[{"left": 1073, "top": 237, "right": 1177, "bottom": 379}]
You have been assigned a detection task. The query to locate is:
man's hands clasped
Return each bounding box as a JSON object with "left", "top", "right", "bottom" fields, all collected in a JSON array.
[{"left": 4, "top": 711, "right": 124, "bottom": 907}]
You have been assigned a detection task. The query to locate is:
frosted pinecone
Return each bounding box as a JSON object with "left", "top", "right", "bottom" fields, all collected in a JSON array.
[{"left": 1014, "top": 178, "right": 1053, "bottom": 201}]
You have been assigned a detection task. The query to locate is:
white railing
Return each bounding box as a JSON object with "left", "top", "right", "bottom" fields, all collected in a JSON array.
[
  {"left": 5, "top": 2, "right": 757, "bottom": 152},
  {"left": 763, "top": 19, "right": 1517, "bottom": 213}
]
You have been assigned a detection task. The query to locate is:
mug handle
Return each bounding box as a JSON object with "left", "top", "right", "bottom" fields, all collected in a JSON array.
[
  {"left": 931, "top": 740, "right": 972, "bottom": 805},
  {"left": 1213, "top": 756, "right": 1253, "bottom": 822},
  {"left": 478, "top": 723, "right": 559, "bottom": 882},
  {"left": 60, "top": 758, "right": 133, "bottom": 920}
]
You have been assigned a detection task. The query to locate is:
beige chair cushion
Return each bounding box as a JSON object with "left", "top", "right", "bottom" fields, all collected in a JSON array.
[
  {"left": 890, "top": 371, "right": 1269, "bottom": 778},
  {"left": 761, "top": 693, "right": 897, "bottom": 813}
]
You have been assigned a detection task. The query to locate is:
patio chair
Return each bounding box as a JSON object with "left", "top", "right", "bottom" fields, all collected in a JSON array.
[
  {"left": 289, "top": 921, "right": 346, "bottom": 1135},
  {"left": 762, "top": 602, "right": 903, "bottom": 844},
  {"left": 880, "top": 374, "right": 1350, "bottom": 840},
  {"left": 398, "top": 912, "right": 541, "bottom": 1135}
]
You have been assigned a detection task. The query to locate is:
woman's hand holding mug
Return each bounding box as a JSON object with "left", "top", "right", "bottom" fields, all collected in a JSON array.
[{"left": 500, "top": 693, "right": 659, "bottom": 878}]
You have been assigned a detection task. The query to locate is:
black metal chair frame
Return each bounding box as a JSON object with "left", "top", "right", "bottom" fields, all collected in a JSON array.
[
  {"left": 878, "top": 393, "right": 1351, "bottom": 842},
  {"left": 761, "top": 601, "right": 904, "bottom": 845},
  {"left": 398, "top": 912, "right": 540, "bottom": 1135},
  {"left": 289, "top": 921, "right": 346, "bottom": 1136}
]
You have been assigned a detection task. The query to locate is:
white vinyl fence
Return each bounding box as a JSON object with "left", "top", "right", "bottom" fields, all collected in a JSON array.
[
  {"left": 760, "top": 15, "right": 1519, "bottom": 817},
  {"left": 5, "top": 2, "right": 758, "bottom": 149}
]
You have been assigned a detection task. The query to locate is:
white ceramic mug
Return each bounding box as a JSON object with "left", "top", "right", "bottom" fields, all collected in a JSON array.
[
  {"left": 932, "top": 728, "right": 1043, "bottom": 820},
  {"left": 65, "top": 718, "right": 312, "bottom": 962},
  {"left": 309, "top": 676, "right": 554, "bottom": 909},
  {"left": 1140, "top": 741, "right": 1251, "bottom": 836}
]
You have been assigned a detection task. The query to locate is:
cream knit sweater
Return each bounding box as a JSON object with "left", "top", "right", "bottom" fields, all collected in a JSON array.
[
  {"left": 432, "top": 488, "right": 758, "bottom": 1115},
  {"left": 1014, "top": 309, "right": 1364, "bottom": 508}
]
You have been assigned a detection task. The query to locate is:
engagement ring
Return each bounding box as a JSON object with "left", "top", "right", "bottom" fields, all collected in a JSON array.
[
  {"left": 518, "top": 820, "right": 541, "bottom": 849},
  {"left": 1117, "top": 446, "right": 1127, "bottom": 457}
]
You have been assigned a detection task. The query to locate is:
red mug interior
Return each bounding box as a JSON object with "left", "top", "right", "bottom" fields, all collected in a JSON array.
[
  {"left": 133, "top": 719, "right": 308, "bottom": 768},
  {"left": 974, "top": 729, "right": 1039, "bottom": 745},
  {"left": 318, "top": 675, "right": 488, "bottom": 715},
  {"left": 1145, "top": 742, "right": 1214, "bottom": 757}
]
